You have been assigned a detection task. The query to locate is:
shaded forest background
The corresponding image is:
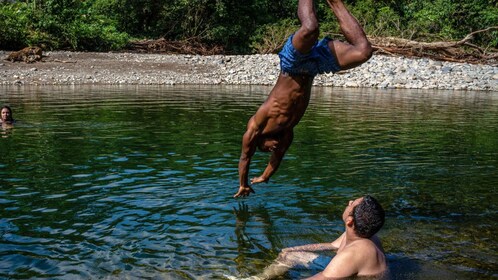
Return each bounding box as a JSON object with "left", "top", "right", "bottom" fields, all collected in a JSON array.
[{"left": 0, "top": 0, "right": 497, "bottom": 57}]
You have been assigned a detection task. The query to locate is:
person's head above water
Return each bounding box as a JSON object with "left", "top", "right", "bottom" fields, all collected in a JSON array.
[
  {"left": 343, "top": 195, "right": 385, "bottom": 238},
  {"left": 1, "top": 106, "right": 13, "bottom": 123}
]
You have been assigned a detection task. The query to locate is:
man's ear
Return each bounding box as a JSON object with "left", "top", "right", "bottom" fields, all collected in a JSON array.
[{"left": 346, "top": 216, "right": 354, "bottom": 228}]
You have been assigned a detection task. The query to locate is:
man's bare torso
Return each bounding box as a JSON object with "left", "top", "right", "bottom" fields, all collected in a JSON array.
[{"left": 256, "top": 73, "right": 314, "bottom": 136}]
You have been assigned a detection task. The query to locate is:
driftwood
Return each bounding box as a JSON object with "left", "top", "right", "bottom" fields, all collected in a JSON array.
[
  {"left": 51, "top": 59, "right": 77, "bottom": 63},
  {"left": 127, "top": 38, "right": 224, "bottom": 55},
  {"left": 369, "top": 26, "right": 498, "bottom": 64},
  {"left": 5, "top": 46, "right": 44, "bottom": 63},
  {"left": 127, "top": 28, "right": 497, "bottom": 64}
]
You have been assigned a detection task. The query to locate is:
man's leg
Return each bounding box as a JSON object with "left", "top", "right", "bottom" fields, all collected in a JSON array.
[
  {"left": 326, "top": 0, "right": 372, "bottom": 70},
  {"left": 292, "top": 0, "right": 319, "bottom": 54}
]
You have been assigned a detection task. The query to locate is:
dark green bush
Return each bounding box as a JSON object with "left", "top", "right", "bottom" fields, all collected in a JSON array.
[
  {"left": 0, "top": 3, "right": 30, "bottom": 50},
  {"left": 0, "top": 0, "right": 129, "bottom": 51},
  {"left": 250, "top": 18, "right": 299, "bottom": 54}
]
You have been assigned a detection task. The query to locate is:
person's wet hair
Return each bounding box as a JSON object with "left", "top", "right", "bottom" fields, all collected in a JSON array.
[{"left": 352, "top": 195, "right": 385, "bottom": 238}]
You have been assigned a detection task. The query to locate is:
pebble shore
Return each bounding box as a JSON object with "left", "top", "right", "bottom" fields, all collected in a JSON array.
[{"left": 0, "top": 51, "right": 497, "bottom": 91}]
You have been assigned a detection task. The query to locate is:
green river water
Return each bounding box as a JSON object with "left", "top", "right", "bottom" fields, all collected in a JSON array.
[{"left": 0, "top": 86, "right": 497, "bottom": 279}]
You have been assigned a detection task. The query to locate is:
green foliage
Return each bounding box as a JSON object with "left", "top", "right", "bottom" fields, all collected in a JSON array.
[
  {"left": 479, "top": 8, "right": 498, "bottom": 48},
  {"left": 345, "top": 0, "right": 497, "bottom": 47},
  {"left": 0, "top": 0, "right": 129, "bottom": 51},
  {"left": 63, "top": 17, "right": 129, "bottom": 51},
  {"left": 91, "top": 0, "right": 165, "bottom": 38},
  {"left": 0, "top": 0, "right": 496, "bottom": 52},
  {"left": 405, "top": 0, "right": 458, "bottom": 39},
  {"left": 453, "top": 2, "right": 498, "bottom": 48},
  {"left": 0, "top": 2, "right": 30, "bottom": 50},
  {"left": 250, "top": 18, "right": 299, "bottom": 54},
  {"left": 347, "top": 0, "right": 404, "bottom": 37}
]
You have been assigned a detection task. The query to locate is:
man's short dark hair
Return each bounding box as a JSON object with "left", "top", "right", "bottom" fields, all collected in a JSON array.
[{"left": 352, "top": 195, "right": 385, "bottom": 238}]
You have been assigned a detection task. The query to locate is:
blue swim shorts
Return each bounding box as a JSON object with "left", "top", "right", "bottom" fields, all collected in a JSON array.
[{"left": 278, "top": 34, "right": 341, "bottom": 76}]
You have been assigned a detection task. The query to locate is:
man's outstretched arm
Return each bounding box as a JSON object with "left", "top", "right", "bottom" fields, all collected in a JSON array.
[
  {"left": 282, "top": 243, "right": 338, "bottom": 253},
  {"left": 249, "top": 149, "right": 285, "bottom": 185},
  {"left": 235, "top": 118, "right": 260, "bottom": 198},
  {"left": 283, "top": 233, "right": 345, "bottom": 253},
  {"left": 251, "top": 130, "right": 293, "bottom": 185},
  {"left": 326, "top": 0, "right": 372, "bottom": 70}
]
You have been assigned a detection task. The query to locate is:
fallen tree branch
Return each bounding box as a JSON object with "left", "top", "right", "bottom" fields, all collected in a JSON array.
[
  {"left": 127, "top": 38, "right": 224, "bottom": 55},
  {"left": 369, "top": 26, "right": 497, "bottom": 50},
  {"left": 52, "top": 59, "right": 77, "bottom": 63},
  {"left": 369, "top": 26, "right": 498, "bottom": 64},
  {"left": 126, "top": 28, "right": 497, "bottom": 64}
]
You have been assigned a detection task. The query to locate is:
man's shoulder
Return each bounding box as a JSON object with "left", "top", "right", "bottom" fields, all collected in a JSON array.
[
  {"left": 325, "top": 238, "right": 385, "bottom": 277},
  {"left": 342, "top": 238, "right": 380, "bottom": 257}
]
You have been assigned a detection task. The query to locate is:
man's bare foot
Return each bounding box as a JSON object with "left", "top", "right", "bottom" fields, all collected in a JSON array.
[{"left": 234, "top": 186, "right": 255, "bottom": 198}]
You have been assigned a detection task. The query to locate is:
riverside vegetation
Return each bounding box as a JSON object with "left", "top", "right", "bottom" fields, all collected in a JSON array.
[
  {"left": 1, "top": 1, "right": 496, "bottom": 91},
  {"left": 0, "top": 0, "right": 497, "bottom": 55}
]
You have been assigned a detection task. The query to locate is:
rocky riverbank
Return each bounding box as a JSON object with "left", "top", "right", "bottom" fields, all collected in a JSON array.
[{"left": 0, "top": 51, "right": 497, "bottom": 91}]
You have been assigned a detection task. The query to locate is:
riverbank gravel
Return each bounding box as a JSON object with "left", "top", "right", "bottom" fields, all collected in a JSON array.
[{"left": 1, "top": 51, "right": 496, "bottom": 91}]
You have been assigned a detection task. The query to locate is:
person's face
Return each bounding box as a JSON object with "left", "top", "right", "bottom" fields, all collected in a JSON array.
[
  {"left": 342, "top": 197, "right": 364, "bottom": 222},
  {"left": 1, "top": 108, "right": 11, "bottom": 122},
  {"left": 258, "top": 137, "right": 279, "bottom": 152}
]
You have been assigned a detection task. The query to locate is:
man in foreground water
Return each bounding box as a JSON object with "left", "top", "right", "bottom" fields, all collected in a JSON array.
[
  {"left": 235, "top": 0, "right": 372, "bottom": 198},
  {"left": 252, "top": 195, "right": 387, "bottom": 279}
]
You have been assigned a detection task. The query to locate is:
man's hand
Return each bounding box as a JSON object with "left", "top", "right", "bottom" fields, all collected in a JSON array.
[
  {"left": 250, "top": 176, "right": 268, "bottom": 184},
  {"left": 234, "top": 185, "right": 255, "bottom": 198}
]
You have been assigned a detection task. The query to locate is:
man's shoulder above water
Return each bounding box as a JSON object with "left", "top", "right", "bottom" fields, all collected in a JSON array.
[{"left": 317, "top": 237, "right": 386, "bottom": 279}]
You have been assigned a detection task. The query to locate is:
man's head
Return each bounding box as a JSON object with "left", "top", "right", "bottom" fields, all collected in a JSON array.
[
  {"left": 343, "top": 195, "right": 385, "bottom": 238},
  {"left": 257, "top": 136, "right": 280, "bottom": 152},
  {"left": 1, "top": 106, "right": 13, "bottom": 122}
]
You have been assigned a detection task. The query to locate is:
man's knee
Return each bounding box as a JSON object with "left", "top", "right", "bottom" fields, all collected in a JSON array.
[
  {"left": 357, "top": 42, "right": 373, "bottom": 64},
  {"left": 300, "top": 18, "right": 319, "bottom": 40}
]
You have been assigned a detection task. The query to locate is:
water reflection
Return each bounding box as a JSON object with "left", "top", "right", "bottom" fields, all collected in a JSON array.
[
  {"left": 0, "top": 85, "right": 497, "bottom": 279},
  {"left": 1, "top": 125, "right": 13, "bottom": 138},
  {"left": 233, "top": 202, "right": 278, "bottom": 276}
]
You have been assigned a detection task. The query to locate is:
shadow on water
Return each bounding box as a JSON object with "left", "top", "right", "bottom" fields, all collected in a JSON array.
[
  {"left": 386, "top": 254, "right": 472, "bottom": 280},
  {"left": 233, "top": 202, "right": 282, "bottom": 276},
  {"left": 0, "top": 85, "right": 497, "bottom": 279}
]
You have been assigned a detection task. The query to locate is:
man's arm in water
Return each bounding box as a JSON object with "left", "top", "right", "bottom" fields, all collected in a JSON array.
[
  {"left": 282, "top": 233, "right": 345, "bottom": 253},
  {"left": 255, "top": 233, "right": 346, "bottom": 279},
  {"left": 250, "top": 129, "right": 293, "bottom": 185}
]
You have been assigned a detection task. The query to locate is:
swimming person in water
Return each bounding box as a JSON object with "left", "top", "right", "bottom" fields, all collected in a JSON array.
[
  {"left": 1, "top": 105, "right": 14, "bottom": 126},
  {"left": 250, "top": 195, "right": 386, "bottom": 279},
  {"left": 235, "top": 0, "right": 372, "bottom": 198}
]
